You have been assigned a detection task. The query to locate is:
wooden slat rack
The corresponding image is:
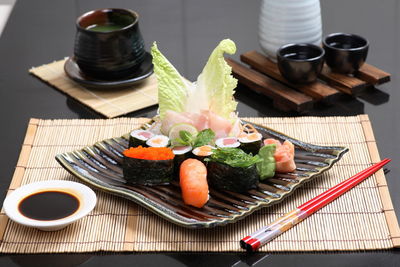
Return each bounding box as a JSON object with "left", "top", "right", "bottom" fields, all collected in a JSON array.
[{"left": 228, "top": 50, "right": 391, "bottom": 113}]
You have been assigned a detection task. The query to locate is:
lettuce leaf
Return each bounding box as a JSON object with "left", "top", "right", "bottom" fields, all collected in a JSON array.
[
  {"left": 151, "top": 42, "right": 190, "bottom": 119},
  {"left": 151, "top": 39, "right": 238, "bottom": 120},
  {"left": 187, "top": 39, "right": 238, "bottom": 119}
]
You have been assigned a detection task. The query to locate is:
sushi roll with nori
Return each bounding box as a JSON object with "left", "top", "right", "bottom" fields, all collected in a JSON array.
[
  {"left": 122, "top": 146, "right": 175, "bottom": 185},
  {"left": 129, "top": 130, "right": 154, "bottom": 147},
  {"left": 192, "top": 145, "right": 215, "bottom": 163},
  {"left": 239, "top": 132, "right": 263, "bottom": 155},
  {"left": 215, "top": 137, "right": 240, "bottom": 148},
  {"left": 205, "top": 147, "right": 261, "bottom": 193},
  {"left": 146, "top": 135, "right": 170, "bottom": 147},
  {"left": 172, "top": 146, "right": 193, "bottom": 176}
]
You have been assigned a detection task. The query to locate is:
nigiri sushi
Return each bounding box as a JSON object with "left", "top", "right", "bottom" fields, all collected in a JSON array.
[
  {"left": 179, "top": 159, "right": 209, "bottom": 208},
  {"left": 264, "top": 139, "right": 296, "bottom": 173}
]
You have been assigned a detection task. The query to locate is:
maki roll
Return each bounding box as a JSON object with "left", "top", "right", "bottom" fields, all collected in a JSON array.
[
  {"left": 146, "top": 135, "right": 170, "bottom": 147},
  {"left": 215, "top": 137, "right": 240, "bottom": 148},
  {"left": 122, "top": 146, "right": 175, "bottom": 185},
  {"left": 129, "top": 130, "right": 154, "bottom": 147},
  {"left": 239, "top": 133, "right": 263, "bottom": 155},
  {"left": 205, "top": 147, "right": 261, "bottom": 193},
  {"left": 172, "top": 146, "right": 193, "bottom": 177},
  {"left": 192, "top": 145, "right": 215, "bottom": 163}
]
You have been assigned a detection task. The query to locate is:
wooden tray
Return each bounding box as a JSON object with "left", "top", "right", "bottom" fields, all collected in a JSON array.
[{"left": 227, "top": 51, "right": 391, "bottom": 113}]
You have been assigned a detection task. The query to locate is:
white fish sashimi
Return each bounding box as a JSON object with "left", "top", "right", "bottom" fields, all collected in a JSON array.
[
  {"left": 159, "top": 109, "right": 240, "bottom": 138},
  {"left": 183, "top": 112, "right": 209, "bottom": 131},
  {"left": 161, "top": 110, "right": 194, "bottom": 134}
]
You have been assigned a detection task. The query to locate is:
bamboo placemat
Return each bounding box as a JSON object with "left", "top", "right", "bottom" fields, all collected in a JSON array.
[
  {"left": 29, "top": 59, "right": 158, "bottom": 118},
  {"left": 0, "top": 115, "right": 399, "bottom": 253}
]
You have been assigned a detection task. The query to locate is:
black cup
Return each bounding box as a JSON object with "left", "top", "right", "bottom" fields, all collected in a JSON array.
[
  {"left": 277, "top": 43, "right": 325, "bottom": 84},
  {"left": 323, "top": 33, "right": 369, "bottom": 74},
  {"left": 74, "top": 8, "right": 146, "bottom": 80}
]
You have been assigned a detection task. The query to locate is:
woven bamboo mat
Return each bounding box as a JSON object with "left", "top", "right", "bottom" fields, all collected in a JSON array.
[
  {"left": 29, "top": 59, "right": 158, "bottom": 118},
  {"left": 0, "top": 115, "right": 399, "bottom": 253}
]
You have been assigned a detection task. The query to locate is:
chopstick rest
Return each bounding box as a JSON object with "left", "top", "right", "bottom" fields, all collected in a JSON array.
[{"left": 241, "top": 158, "right": 391, "bottom": 252}]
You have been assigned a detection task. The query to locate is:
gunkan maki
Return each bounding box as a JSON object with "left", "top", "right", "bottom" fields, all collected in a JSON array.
[
  {"left": 205, "top": 147, "right": 262, "bottom": 193},
  {"left": 122, "top": 146, "right": 175, "bottom": 185}
]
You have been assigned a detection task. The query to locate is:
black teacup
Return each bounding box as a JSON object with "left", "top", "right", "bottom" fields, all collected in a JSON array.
[
  {"left": 74, "top": 8, "right": 146, "bottom": 80},
  {"left": 277, "top": 43, "right": 325, "bottom": 84},
  {"left": 323, "top": 33, "right": 369, "bottom": 74}
]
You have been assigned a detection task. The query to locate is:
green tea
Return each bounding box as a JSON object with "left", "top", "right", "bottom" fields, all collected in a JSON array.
[{"left": 86, "top": 23, "right": 125, "bottom": 32}]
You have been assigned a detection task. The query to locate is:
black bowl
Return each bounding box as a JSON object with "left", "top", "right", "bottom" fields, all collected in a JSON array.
[
  {"left": 323, "top": 33, "right": 369, "bottom": 74},
  {"left": 277, "top": 43, "right": 325, "bottom": 84},
  {"left": 74, "top": 8, "right": 146, "bottom": 80}
]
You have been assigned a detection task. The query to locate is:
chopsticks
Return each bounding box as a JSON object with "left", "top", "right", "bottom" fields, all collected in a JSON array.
[{"left": 240, "top": 158, "right": 391, "bottom": 252}]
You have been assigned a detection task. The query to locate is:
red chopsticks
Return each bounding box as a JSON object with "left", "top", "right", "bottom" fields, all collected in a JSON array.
[{"left": 240, "top": 158, "right": 391, "bottom": 252}]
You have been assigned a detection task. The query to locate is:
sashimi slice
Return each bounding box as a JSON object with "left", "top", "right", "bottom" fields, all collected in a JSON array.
[
  {"left": 183, "top": 112, "right": 209, "bottom": 131},
  {"left": 161, "top": 110, "right": 194, "bottom": 134},
  {"left": 283, "top": 140, "right": 295, "bottom": 155},
  {"left": 263, "top": 138, "right": 281, "bottom": 147},
  {"left": 180, "top": 159, "right": 209, "bottom": 208},
  {"left": 204, "top": 110, "right": 232, "bottom": 139},
  {"left": 160, "top": 109, "right": 239, "bottom": 139},
  {"left": 229, "top": 118, "right": 242, "bottom": 137},
  {"left": 264, "top": 138, "right": 296, "bottom": 173}
]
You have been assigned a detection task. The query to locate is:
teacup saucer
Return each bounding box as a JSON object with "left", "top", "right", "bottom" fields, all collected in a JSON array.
[{"left": 64, "top": 52, "right": 153, "bottom": 90}]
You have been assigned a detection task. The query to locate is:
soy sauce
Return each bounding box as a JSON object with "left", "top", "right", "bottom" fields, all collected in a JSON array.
[{"left": 18, "top": 191, "right": 79, "bottom": 221}]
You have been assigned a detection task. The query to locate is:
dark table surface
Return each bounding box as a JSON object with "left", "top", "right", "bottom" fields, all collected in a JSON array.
[{"left": 0, "top": 0, "right": 399, "bottom": 266}]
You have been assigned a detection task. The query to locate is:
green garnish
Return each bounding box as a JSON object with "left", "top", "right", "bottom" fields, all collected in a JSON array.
[
  {"left": 193, "top": 129, "right": 215, "bottom": 147},
  {"left": 173, "top": 129, "right": 215, "bottom": 148},
  {"left": 256, "top": 144, "right": 276, "bottom": 180},
  {"left": 205, "top": 147, "right": 262, "bottom": 168}
]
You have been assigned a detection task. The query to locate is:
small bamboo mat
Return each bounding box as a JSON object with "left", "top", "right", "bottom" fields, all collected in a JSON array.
[
  {"left": 29, "top": 59, "right": 158, "bottom": 118},
  {"left": 0, "top": 115, "right": 399, "bottom": 253}
]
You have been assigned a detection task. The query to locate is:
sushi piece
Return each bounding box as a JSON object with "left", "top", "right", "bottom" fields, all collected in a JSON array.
[
  {"left": 207, "top": 162, "right": 259, "bottom": 193},
  {"left": 215, "top": 137, "right": 240, "bottom": 148},
  {"left": 122, "top": 146, "right": 175, "bottom": 185},
  {"left": 179, "top": 159, "right": 209, "bottom": 208},
  {"left": 239, "top": 132, "right": 262, "bottom": 155},
  {"left": 146, "top": 135, "right": 170, "bottom": 147},
  {"left": 129, "top": 129, "right": 154, "bottom": 147},
  {"left": 264, "top": 139, "right": 296, "bottom": 173},
  {"left": 172, "top": 146, "right": 193, "bottom": 177},
  {"left": 205, "top": 148, "right": 261, "bottom": 193},
  {"left": 192, "top": 145, "right": 215, "bottom": 162}
]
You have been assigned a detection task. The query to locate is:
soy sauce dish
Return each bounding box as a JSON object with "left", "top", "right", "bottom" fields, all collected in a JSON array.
[{"left": 2, "top": 180, "right": 97, "bottom": 231}]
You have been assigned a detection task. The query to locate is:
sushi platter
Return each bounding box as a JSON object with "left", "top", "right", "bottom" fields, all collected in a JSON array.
[
  {"left": 56, "top": 120, "right": 347, "bottom": 228},
  {"left": 56, "top": 39, "right": 348, "bottom": 228}
]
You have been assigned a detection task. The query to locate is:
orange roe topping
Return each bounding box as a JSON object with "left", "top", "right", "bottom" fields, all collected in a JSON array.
[{"left": 123, "top": 146, "right": 175, "bottom": 160}]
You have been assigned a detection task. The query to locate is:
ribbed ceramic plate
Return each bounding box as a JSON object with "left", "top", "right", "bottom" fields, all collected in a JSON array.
[{"left": 56, "top": 121, "right": 348, "bottom": 228}]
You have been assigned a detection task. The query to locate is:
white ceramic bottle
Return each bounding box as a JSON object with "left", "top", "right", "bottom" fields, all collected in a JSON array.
[{"left": 258, "top": 0, "right": 322, "bottom": 61}]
